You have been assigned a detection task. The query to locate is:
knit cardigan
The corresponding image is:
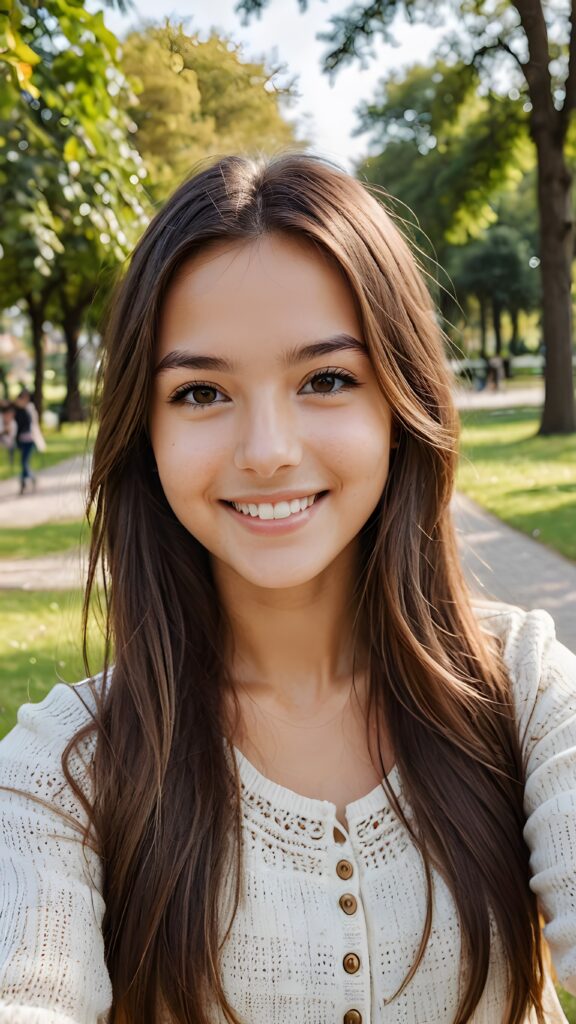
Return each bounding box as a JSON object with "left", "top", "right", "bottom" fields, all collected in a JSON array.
[{"left": 0, "top": 602, "right": 575, "bottom": 1023}]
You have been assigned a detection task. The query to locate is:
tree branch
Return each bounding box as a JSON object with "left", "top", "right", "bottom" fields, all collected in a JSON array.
[
  {"left": 511, "top": 0, "right": 555, "bottom": 122},
  {"left": 318, "top": 1, "right": 395, "bottom": 74},
  {"left": 473, "top": 38, "right": 525, "bottom": 74}
]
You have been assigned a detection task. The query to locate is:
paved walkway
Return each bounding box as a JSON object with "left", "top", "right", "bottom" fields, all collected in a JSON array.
[
  {"left": 0, "top": 455, "right": 90, "bottom": 528},
  {"left": 1, "top": 440, "right": 574, "bottom": 651},
  {"left": 453, "top": 493, "right": 575, "bottom": 649},
  {"left": 453, "top": 383, "right": 544, "bottom": 411}
]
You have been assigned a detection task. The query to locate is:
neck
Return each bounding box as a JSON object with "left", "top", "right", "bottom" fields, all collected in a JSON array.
[{"left": 212, "top": 541, "right": 367, "bottom": 709}]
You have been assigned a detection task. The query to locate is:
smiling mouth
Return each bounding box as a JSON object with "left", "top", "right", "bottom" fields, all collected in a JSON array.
[{"left": 222, "top": 491, "right": 329, "bottom": 521}]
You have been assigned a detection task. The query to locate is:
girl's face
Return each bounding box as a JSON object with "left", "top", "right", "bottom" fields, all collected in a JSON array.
[{"left": 149, "top": 233, "right": 393, "bottom": 591}]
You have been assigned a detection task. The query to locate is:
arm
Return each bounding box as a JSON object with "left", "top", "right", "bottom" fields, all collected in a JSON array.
[
  {"left": 27, "top": 403, "right": 46, "bottom": 453},
  {"left": 504, "top": 609, "right": 576, "bottom": 995},
  {"left": 0, "top": 684, "right": 113, "bottom": 1022}
]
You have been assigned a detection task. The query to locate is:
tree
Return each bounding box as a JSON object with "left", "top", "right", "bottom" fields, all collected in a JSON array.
[
  {"left": 237, "top": 0, "right": 576, "bottom": 434},
  {"left": 0, "top": 0, "right": 150, "bottom": 418},
  {"left": 0, "top": 185, "right": 63, "bottom": 417},
  {"left": 120, "top": 22, "right": 302, "bottom": 202},
  {"left": 450, "top": 226, "right": 540, "bottom": 355},
  {"left": 1, "top": 0, "right": 130, "bottom": 146},
  {"left": 354, "top": 60, "right": 541, "bottom": 350},
  {"left": 356, "top": 61, "right": 532, "bottom": 258}
]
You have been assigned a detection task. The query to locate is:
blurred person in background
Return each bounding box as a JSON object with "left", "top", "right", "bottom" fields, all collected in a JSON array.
[{"left": 13, "top": 388, "right": 45, "bottom": 495}]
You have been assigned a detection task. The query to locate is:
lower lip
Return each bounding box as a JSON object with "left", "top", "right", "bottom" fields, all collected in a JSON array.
[{"left": 220, "top": 493, "right": 328, "bottom": 534}]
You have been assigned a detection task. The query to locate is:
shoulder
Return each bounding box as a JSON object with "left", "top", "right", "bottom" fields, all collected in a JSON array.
[
  {"left": 472, "top": 598, "right": 558, "bottom": 661},
  {"left": 0, "top": 673, "right": 108, "bottom": 823},
  {"left": 2, "top": 673, "right": 105, "bottom": 752},
  {"left": 472, "top": 599, "right": 576, "bottom": 756},
  {"left": 0, "top": 676, "right": 114, "bottom": 1018}
]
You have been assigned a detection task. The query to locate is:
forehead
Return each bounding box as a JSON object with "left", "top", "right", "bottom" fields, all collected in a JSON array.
[{"left": 157, "top": 233, "right": 361, "bottom": 360}]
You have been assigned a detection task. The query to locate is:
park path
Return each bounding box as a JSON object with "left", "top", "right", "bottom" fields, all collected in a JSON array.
[
  {"left": 454, "top": 382, "right": 544, "bottom": 410},
  {"left": 0, "top": 454, "right": 89, "bottom": 527},
  {"left": 453, "top": 493, "right": 575, "bottom": 649},
  {"left": 0, "top": 379, "right": 574, "bottom": 651}
]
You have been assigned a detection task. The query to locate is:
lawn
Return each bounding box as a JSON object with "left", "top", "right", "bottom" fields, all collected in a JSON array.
[
  {"left": 458, "top": 406, "right": 576, "bottom": 562},
  {"left": 0, "top": 520, "right": 88, "bottom": 559},
  {"left": 0, "top": 589, "right": 104, "bottom": 741},
  {"left": 0, "top": 422, "right": 93, "bottom": 482},
  {"left": 560, "top": 990, "right": 576, "bottom": 1021}
]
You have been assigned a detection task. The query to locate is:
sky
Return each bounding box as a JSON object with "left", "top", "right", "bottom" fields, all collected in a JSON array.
[{"left": 103, "top": 0, "right": 445, "bottom": 171}]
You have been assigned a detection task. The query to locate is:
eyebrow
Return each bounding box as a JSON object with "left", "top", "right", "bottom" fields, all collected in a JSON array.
[{"left": 153, "top": 333, "right": 368, "bottom": 375}]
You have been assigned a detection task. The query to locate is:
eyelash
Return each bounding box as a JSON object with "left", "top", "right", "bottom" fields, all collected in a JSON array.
[{"left": 167, "top": 368, "right": 362, "bottom": 409}]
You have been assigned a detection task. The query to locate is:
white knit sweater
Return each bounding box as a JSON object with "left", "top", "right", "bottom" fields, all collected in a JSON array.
[{"left": 0, "top": 603, "right": 575, "bottom": 1024}]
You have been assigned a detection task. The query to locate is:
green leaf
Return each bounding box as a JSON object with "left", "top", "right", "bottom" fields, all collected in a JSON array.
[{"left": 63, "top": 134, "right": 80, "bottom": 163}]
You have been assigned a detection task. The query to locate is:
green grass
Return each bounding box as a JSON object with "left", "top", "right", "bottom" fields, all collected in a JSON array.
[
  {"left": 497, "top": 376, "right": 543, "bottom": 389},
  {"left": 0, "top": 422, "right": 93, "bottom": 481},
  {"left": 458, "top": 406, "right": 576, "bottom": 562},
  {"left": 560, "top": 989, "right": 576, "bottom": 1020},
  {"left": 0, "top": 589, "right": 104, "bottom": 741},
  {"left": 0, "top": 520, "right": 88, "bottom": 559}
]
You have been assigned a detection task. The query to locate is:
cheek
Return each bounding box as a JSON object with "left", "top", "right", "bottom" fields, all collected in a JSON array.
[
  {"left": 318, "top": 407, "right": 391, "bottom": 484},
  {"left": 150, "top": 416, "right": 225, "bottom": 504}
]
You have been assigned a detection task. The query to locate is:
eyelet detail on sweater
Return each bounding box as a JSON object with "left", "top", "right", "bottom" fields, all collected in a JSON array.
[{"left": 353, "top": 805, "right": 410, "bottom": 870}]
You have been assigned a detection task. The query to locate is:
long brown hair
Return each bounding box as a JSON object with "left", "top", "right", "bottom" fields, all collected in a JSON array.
[{"left": 61, "top": 153, "right": 545, "bottom": 1023}]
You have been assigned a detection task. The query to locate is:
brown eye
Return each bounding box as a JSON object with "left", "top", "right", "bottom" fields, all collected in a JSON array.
[
  {"left": 311, "top": 374, "right": 337, "bottom": 394},
  {"left": 192, "top": 386, "right": 218, "bottom": 404},
  {"left": 301, "top": 369, "right": 360, "bottom": 397},
  {"left": 168, "top": 381, "right": 230, "bottom": 409}
]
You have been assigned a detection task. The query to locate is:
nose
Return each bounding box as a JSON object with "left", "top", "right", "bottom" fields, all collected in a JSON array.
[{"left": 233, "top": 393, "right": 302, "bottom": 476}]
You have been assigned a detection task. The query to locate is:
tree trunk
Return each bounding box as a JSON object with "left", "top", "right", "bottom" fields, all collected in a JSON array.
[
  {"left": 27, "top": 301, "right": 45, "bottom": 420},
  {"left": 478, "top": 296, "right": 487, "bottom": 357},
  {"left": 511, "top": 0, "right": 575, "bottom": 432},
  {"left": 535, "top": 132, "right": 576, "bottom": 433},
  {"left": 492, "top": 298, "right": 503, "bottom": 355},
  {"left": 62, "top": 311, "right": 86, "bottom": 422},
  {"left": 510, "top": 308, "right": 519, "bottom": 352}
]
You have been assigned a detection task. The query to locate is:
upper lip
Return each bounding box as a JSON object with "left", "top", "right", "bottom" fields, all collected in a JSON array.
[{"left": 223, "top": 490, "right": 326, "bottom": 504}]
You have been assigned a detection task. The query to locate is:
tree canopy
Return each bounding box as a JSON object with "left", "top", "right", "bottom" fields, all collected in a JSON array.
[
  {"left": 355, "top": 58, "right": 541, "bottom": 353},
  {"left": 1, "top": 7, "right": 303, "bottom": 416},
  {"left": 0, "top": 0, "right": 149, "bottom": 414},
  {"left": 120, "top": 22, "right": 302, "bottom": 201},
  {"left": 356, "top": 60, "right": 532, "bottom": 252}
]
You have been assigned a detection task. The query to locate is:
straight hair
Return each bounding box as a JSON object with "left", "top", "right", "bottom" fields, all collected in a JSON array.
[{"left": 58, "top": 153, "right": 545, "bottom": 1023}]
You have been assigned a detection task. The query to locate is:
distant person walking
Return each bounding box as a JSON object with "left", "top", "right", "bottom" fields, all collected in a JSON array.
[{"left": 13, "top": 389, "right": 45, "bottom": 495}]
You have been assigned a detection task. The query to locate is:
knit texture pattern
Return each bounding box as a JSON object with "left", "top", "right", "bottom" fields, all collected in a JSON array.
[{"left": 0, "top": 603, "right": 574, "bottom": 1023}]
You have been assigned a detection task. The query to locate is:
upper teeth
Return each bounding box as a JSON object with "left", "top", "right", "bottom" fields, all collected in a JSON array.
[{"left": 230, "top": 494, "right": 319, "bottom": 519}]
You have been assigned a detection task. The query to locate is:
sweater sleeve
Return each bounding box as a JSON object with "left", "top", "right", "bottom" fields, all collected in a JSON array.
[
  {"left": 0, "top": 682, "right": 113, "bottom": 1023},
  {"left": 502, "top": 608, "right": 576, "bottom": 996}
]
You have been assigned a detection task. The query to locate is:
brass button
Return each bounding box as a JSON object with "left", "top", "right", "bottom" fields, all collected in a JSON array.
[
  {"left": 344, "top": 1011, "right": 362, "bottom": 1024},
  {"left": 343, "top": 952, "right": 361, "bottom": 974},
  {"left": 336, "top": 859, "right": 353, "bottom": 880},
  {"left": 339, "top": 893, "right": 357, "bottom": 915}
]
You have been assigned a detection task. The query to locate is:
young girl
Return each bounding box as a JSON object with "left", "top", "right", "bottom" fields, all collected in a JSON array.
[{"left": 0, "top": 153, "right": 574, "bottom": 1024}]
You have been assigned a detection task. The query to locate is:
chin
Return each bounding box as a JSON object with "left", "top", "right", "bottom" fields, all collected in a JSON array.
[{"left": 230, "top": 557, "right": 332, "bottom": 591}]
